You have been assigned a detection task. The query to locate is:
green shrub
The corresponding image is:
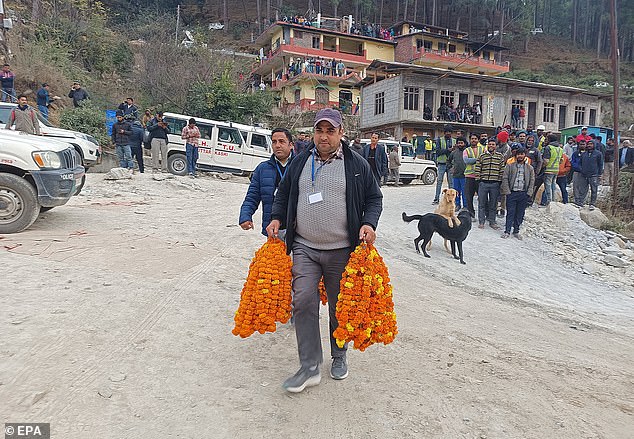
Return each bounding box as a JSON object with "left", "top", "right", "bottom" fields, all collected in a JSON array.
[{"left": 59, "top": 102, "right": 110, "bottom": 147}]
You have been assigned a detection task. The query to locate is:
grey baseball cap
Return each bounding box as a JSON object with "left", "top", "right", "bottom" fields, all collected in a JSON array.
[{"left": 314, "top": 108, "right": 342, "bottom": 128}]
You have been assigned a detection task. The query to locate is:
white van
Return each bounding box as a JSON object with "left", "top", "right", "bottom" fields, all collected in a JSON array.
[
  {"left": 162, "top": 112, "right": 271, "bottom": 176},
  {"left": 0, "top": 103, "right": 101, "bottom": 169},
  {"left": 360, "top": 139, "right": 437, "bottom": 185}
]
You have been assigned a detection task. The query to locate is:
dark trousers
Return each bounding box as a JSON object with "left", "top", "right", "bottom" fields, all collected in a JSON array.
[
  {"left": 131, "top": 146, "right": 144, "bottom": 173},
  {"left": 464, "top": 177, "right": 479, "bottom": 218},
  {"left": 478, "top": 182, "right": 500, "bottom": 225},
  {"left": 556, "top": 176, "right": 568, "bottom": 204},
  {"left": 505, "top": 191, "right": 529, "bottom": 234}
]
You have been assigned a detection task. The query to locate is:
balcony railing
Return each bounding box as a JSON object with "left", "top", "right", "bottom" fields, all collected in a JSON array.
[{"left": 271, "top": 69, "right": 359, "bottom": 89}]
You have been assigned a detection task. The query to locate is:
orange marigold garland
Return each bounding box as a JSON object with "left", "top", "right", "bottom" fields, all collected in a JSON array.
[
  {"left": 318, "top": 278, "right": 328, "bottom": 305},
  {"left": 333, "top": 243, "right": 397, "bottom": 351},
  {"left": 232, "top": 238, "right": 293, "bottom": 338}
]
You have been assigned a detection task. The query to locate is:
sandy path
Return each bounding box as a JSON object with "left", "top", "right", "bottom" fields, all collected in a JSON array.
[{"left": 0, "top": 173, "right": 632, "bottom": 438}]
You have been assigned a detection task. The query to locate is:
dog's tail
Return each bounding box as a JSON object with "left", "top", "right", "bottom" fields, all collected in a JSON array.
[{"left": 402, "top": 212, "right": 425, "bottom": 223}]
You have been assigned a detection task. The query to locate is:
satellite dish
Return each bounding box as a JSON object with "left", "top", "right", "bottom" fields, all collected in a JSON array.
[{"left": 185, "top": 30, "right": 194, "bottom": 41}]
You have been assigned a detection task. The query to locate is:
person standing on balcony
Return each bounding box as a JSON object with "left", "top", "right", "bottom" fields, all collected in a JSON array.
[{"left": 519, "top": 106, "right": 526, "bottom": 129}]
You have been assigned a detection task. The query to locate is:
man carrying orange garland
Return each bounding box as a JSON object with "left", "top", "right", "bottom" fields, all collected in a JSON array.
[{"left": 266, "top": 108, "right": 383, "bottom": 393}]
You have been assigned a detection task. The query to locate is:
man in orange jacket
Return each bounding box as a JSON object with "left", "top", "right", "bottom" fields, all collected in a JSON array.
[{"left": 556, "top": 153, "right": 572, "bottom": 204}]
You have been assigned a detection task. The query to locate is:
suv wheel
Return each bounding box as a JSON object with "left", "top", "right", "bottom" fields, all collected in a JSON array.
[
  {"left": 167, "top": 153, "right": 188, "bottom": 176},
  {"left": 0, "top": 173, "right": 41, "bottom": 233},
  {"left": 422, "top": 168, "right": 437, "bottom": 185}
]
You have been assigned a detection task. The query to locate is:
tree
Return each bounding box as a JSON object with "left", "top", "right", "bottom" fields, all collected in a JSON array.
[{"left": 330, "top": 0, "right": 342, "bottom": 17}]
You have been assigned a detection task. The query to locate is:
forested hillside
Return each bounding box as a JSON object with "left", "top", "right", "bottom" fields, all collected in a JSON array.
[{"left": 3, "top": 0, "right": 632, "bottom": 140}]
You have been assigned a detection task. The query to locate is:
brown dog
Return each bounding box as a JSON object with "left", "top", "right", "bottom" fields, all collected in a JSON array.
[{"left": 434, "top": 188, "right": 461, "bottom": 228}]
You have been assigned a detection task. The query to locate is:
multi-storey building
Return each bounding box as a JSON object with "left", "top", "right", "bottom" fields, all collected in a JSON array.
[
  {"left": 391, "top": 21, "right": 510, "bottom": 76},
  {"left": 252, "top": 20, "right": 395, "bottom": 113},
  {"left": 359, "top": 60, "right": 603, "bottom": 139}
]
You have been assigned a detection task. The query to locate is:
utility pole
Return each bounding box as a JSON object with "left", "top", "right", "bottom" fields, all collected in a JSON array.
[
  {"left": 609, "top": 0, "right": 619, "bottom": 203},
  {"left": 175, "top": 4, "right": 180, "bottom": 47}
]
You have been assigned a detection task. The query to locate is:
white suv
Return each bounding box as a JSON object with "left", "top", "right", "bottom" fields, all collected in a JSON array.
[
  {"left": 0, "top": 102, "right": 101, "bottom": 169},
  {"left": 0, "top": 131, "right": 84, "bottom": 233}
]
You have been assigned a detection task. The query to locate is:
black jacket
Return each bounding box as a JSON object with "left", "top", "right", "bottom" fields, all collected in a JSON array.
[
  {"left": 271, "top": 141, "right": 383, "bottom": 254},
  {"left": 111, "top": 120, "right": 132, "bottom": 145},
  {"left": 147, "top": 117, "right": 169, "bottom": 142}
]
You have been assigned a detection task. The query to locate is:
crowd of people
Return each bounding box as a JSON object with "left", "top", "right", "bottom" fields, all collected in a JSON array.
[
  {"left": 279, "top": 15, "right": 394, "bottom": 41},
  {"left": 402, "top": 123, "right": 634, "bottom": 240},
  {"left": 284, "top": 57, "right": 349, "bottom": 79},
  {"left": 434, "top": 101, "right": 483, "bottom": 124}
]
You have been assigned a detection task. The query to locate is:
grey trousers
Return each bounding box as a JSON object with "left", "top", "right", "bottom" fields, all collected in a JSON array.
[
  {"left": 291, "top": 242, "right": 350, "bottom": 368},
  {"left": 573, "top": 172, "right": 599, "bottom": 206},
  {"left": 151, "top": 138, "right": 168, "bottom": 171}
]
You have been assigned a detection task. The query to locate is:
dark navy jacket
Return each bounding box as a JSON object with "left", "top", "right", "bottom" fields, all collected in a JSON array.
[
  {"left": 579, "top": 149, "right": 604, "bottom": 177},
  {"left": 129, "top": 122, "right": 145, "bottom": 148},
  {"left": 239, "top": 154, "right": 293, "bottom": 236},
  {"left": 271, "top": 141, "right": 383, "bottom": 254},
  {"left": 361, "top": 143, "right": 388, "bottom": 177}
]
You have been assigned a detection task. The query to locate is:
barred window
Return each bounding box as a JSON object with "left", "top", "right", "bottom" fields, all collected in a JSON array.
[
  {"left": 574, "top": 106, "right": 586, "bottom": 125},
  {"left": 404, "top": 87, "right": 419, "bottom": 111},
  {"left": 543, "top": 103, "right": 555, "bottom": 123},
  {"left": 375, "top": 92, "right": 385, "bottom": 115}
]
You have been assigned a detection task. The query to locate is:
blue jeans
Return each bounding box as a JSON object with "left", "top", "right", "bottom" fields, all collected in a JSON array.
[
  {"left": 38, "top": 104, "right": 49, "bottom": 120},
  {"left": 186, "top": 143, "right": 199, "bottom": 175},
  {"left": 434, "top": 163, "right": 454, "bottom": 200},
  {"left": 478, "top": 182, "right": 500, "bottom": 225},
  {"left": 543, "top": 173, "right": 557, "bottom": 204},
  {"left": 2, "top": 88, "right": 15, "bottom": 103},
  {"left": 452, "top": 177, "right": 466, "bottom": 208},
  {"left": 115, "top": 144, "right": 134, "bottom": 169},
  {"left": 505, "top": 191, "right": 529, "bottom": 234},
  {"left": 556, "top": 176, "right": 568, "bottom": 204}
]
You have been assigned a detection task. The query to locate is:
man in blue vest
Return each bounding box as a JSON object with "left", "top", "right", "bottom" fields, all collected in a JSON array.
[
  {"left": 432, "top": 124, "right": 454, "bottom": 204},
  {"left": 239, "top": 128, "right": 295, "bottom": 235}
]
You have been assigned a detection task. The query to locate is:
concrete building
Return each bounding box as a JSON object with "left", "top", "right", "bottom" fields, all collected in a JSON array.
[
  {"left": 359, "top": 60, "right": 603, "bottom": 140},
  {"left": 391, "top": 21, "right": 510, "bottom": 76},
  {"left": 252, "top": 19, "right": 395, "bottom": 113}
]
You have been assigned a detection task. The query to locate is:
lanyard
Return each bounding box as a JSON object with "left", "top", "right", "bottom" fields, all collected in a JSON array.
[
  {"left": 311, "top": 150, "right": 328, "bottom": 187},
  {"left": 276, "top": 162, "right": 287, "bottom": 180}
]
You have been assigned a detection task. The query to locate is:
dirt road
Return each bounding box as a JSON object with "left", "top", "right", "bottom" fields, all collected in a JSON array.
[{"left": 1, "top": 173, "right": 632, "bottom": 438}]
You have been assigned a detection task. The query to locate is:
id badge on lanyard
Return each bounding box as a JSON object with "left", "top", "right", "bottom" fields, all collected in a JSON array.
[{"left": 310, "top": 152, "right": 324, "bottom": 204}]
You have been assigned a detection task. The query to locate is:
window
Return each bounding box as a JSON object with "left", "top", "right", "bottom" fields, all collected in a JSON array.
[
  {"left": 440, "top": 90, "right": 455, "bottom": 106},
  {"left": 423, "top": 40, "right": 432, "bottom": 50},
  {"left": 315, "top": 87, "right": 329, "bottom": 105},
  {"left": 251, "top": 133, "right": 268, "bottom": 150},
  {"left": 589, "top": 108, "right": 597, "bottom": 126},
  {"left": 574, "top": 106, "right": 586, "bottom": 125},
  {"left": 448, "top": 44, "right": 456, "bottom": 53},
  {"left": 511, "top": 99, "right": 524, "bottom": 109},
  {"left": 404, "top": 87, "right": 419, "bottom": 111},
  {"left": 198, "top": 124, "right": 213, "bottom": 140},
  {"left": 164, "top": 117, "right": 187, "bottom": 135},
  {"left": 218, "top": 127, "right": 243, "bottom": 144},
  {"left": 543, "top": 102, "right": 555, "bottom": 123},
  {"left": 374, "top": 92, "right": 385, "bottom": 115},
  {"left": 438, "top": 42, "right": 447, "bottom": 52},
  {"left": 416, "top": 39, "right": 424, "bottom": 50},
  {"left": 312, "top": 36, "right": 320, "bottom": 49},
  {"left": 482, "top": 50, "right": 491, "bottom": 60}
]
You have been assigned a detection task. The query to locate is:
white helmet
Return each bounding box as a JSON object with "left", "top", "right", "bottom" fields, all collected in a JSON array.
[{"left": 536, "top": 124, "right": 546, "bottom": 131}]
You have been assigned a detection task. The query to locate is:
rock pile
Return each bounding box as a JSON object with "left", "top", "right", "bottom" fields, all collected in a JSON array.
[{"left": 523, "top": 203, "right": 633, "bottom": 289}]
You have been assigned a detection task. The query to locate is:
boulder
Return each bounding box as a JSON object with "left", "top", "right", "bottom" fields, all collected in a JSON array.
[
  {"left": 602, "top": 255, "right": 630, "bottom": 268},
  {"left": 603, "top": 247, "right": 625, "bottom": 258},
  {"left": 104, "top": 167, "right": 133, "bottom": 180},
  {"left": 610, "top": 236, "right": 627, "bottom": 249},
  {"left": 579, "top": 208, "right": 609, "bottom": 229}
]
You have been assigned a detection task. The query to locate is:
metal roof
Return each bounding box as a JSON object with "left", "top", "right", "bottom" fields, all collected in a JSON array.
[{"left": 360, "top": 60, "right": 600, "bottom": 95}]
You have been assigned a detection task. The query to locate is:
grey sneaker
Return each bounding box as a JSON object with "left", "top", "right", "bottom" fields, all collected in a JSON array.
[
  {"left": 282, "top": 365, "right": 321, "bottom": 393},
  {"left": 330, "top": 356, "right": 348, "bottom": 380}
]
